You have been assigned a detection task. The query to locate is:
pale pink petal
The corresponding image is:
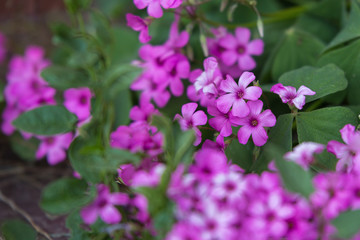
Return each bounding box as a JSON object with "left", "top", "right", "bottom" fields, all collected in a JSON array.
[
  {"left": 247, "top": 100, "right": 263, "bottom": 115},
  {"left": 238, "top": 71, "right": 256, "bottom": 88},
  {"left": 203, "top": 57, "right": 218, "bottom": 71},
  {"left": 220, "top": 120, "right": 233, "bottom": 137},
  {"left": 327, "top": 140, "right": 346, "bottom": 158},
  {"left": 139, "top": 29, "right": 152, "bottom": 43},
  {"left": 177, "top": 60, "right": 190, "bottom": 78},
  {"left": 259, "top": 109, "right": 276, "bottom": 127},
  {"left": 232, "top": 99, "right": 249, "bottom": 117},
  {"left": 292, "top": 95, "right": 306, "bottom": 110},
  {"left": 221, "top": 50, "right": 237, "bottom": 66},
  {"left": 238, "top": 125, "right": 252, "bottom": 144},
  {"left": 109, "top": 193, "right": 129, "bottom": 205},
  {"left": 252, "top": 127, "right": 268, "bottom": 146},
  {"left": 217, "top": 94, "right": 235, "bottom": 113},
  {"left": 153, "top": 90, "right": 170, "bottom": 107},
  {"left": 161, "top": 0, "right": 182, "bottom": 8},
  {"left": 193, "top": 127, "right": 202, "bottom": 146},
  {"left": 170, "top": 78, "right": 184, "bottom": 96},
  {"left": 220, "top": 75, "right": 239, "bottom": 93},
  {"left": 187, "top": 85, "right": 200, "bottom": 101},
  {"left": 100, "top": 205, "right": 121, "bottom": 224},
  {"left": 270, "top": 83, "right": 286, "bottom": 95},
  {"left": 147, "top": 2, "right": 163, "bottom": 18},
  {"left": 181, "top": 102, "right": 198, "bottom": 119},
  {"left": 297, "top": 85, "right": 316, "bottom": 96},
  {"left": 35, "top": 143, "right": 48, "bottom": 159},
  {"left": 244, "top": 86, "right": 262, "bottom": 100},
  {"left": 209, "top": 117, "right": 227, "bottom": 132},
  {"left": 81, "top": 205, "right": 98, "bottom": 224},
  {"left": 340, "top": 124, "right": 356, "bottom": 145},
  {"left": 134, "top": 0, "right": 150, "bottom": 9},
  {"left": 235, "top": 27, "right": 251, "bottom": 45},
  {"left": 238, "top": 55, "right": 256, "bottom": 71},
  {"left": 126, "top": 14, "right": 145, "bottom": 31},
  {"left": 47, "top": 148, "right": 66, "bottom": 165},
  {"left": 247, "top": 39, "right": 264, "bottom": 55},
  {"left": 192, "top": 110, "right": 207, "bottom": 126}
]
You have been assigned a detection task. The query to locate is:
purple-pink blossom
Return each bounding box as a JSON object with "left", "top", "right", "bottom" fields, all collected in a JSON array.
[
  {"left": 63, "top": 87, "right": 92, "bottom": 122},
  {"left": 174, "top": 102, "right": 207, "bottom": 146},
  {"left": 216, "top": 72, "right": 262, "bottom": 117},
  {"left": 235, "top": 100, "right": 276, "bottom": 146},
  {"left": 126, "top": 13, "right": 152, "bottom": 43},
  {"left": 35, "top": 133, "right": 73, "bottom": 165},
  {"left": 133, "top": 0, "right": 183, "bottom": 18},
  {"left": 271, "top": 83, "right": 315, "bottom": 110},
  {"left": 327, "top": 124, "right": 360, "bottom": 173},
  {"left": 81, "top": 184, "right": 129, "bottom": 225},
  {"left": 285, "top": 142, "right": 325, "bottom": 170}
]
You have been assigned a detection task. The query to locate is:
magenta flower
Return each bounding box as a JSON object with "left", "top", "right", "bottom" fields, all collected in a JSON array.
[
  {"left": 133, "top": 0, "right": 183, "bottom": 18},
  {"left": 194, "top": 57, "right": 222, "bottom": 96},
  {"left": 81, "top": 184, "right": 129, "bottom": 225},
  {"left": 126, "top": 13, "right": 152, "bottom": 43},
  {"left": 327, "top": 124, "right": 360, "bottom": 173},
  {"left": 284, "top": 142, "right": 325, "bottom": 170},
  {"left": 270, "top": 83, "right": 315, "bottom": 110},
  {"left": 218, "top": 27, "right": 263, "bottom": 71},
  {"left": 129, "top": 99, "right": 159, "bottom": 122},
  {"left": 64, "top": 87, "right": 92, "bottom": 122},
  {"left": 216, "top": 72, "right": 262, "bottom": 117},
  {"left": 236, "top": 100, "right": 276, "bottom": 146},
  {"left": 207, "top": 104, "right": 242, "bottom": 137},
  {"left": 35, "top": 133, "right": 73, "bottom": 165},
  {"left": 174, "top": 102, "right": 207, "bottom": 146},
  {"left": 163, "top": 53, "right": 190, "bottom": 96}
]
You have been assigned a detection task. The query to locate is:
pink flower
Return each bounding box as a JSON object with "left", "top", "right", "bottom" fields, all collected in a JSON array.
[
  {"left": 207, "top": 104, "right": 242, "bottom": 137},
  {"left": 236, "top": 100, "right": 276, "bottom": 146},
  {"left": 218, "top": 27, "right": 263, "bottom": 71},
  {"left": 126, "top": 13, "right": 152, "bottom": 43},
  {"left": 129, "top": 99, "right": 159, "bottom": 122},
  {"left": 174, "top": 102, "right": 207, "bottom": 146},
  {"left": 81, "top": 184, "right": 129, "bottom": 225},
  {"left": 35, "top": 133, "right": 73, "bottom": 165},
  {"left": 270, "top": 83, "right": 315, "bottom": 110},
  {"left": 284, "top": 142, "right": 325, "bottom": 170},
  {"left": 194, "top": 57, "right": 222, "bottom": 96},
  {"left": 133, "top": 0, "right": 183, "bottom": 18},
  {"left": 216, "top": 72, "right": 262, "bottom": 117},
  {"left": 64, "top": 87, "right": 92, "bottom": 122},
  {"left": 327, "top": 124, "right": 360, "bottom": 173}
]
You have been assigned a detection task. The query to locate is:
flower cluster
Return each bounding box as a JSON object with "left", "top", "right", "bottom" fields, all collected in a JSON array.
[
  {"left": 130, "top": 16, "right": 190, "bottom": 107},
  {"left": 1, "top": 46, "right": 93, "bottom": 165},
  {"left": 207, "top": 26, "right": 264, "bottom": 78}
]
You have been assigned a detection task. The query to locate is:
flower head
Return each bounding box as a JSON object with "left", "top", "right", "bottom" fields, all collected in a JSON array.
[
  {"left": 64, "top": 87, "right": 92, "bottom": 122},
  {"left": 126, "top": 13, "right": 152, "bottom": 43},
  {"left": 235, "top": 100, "right": 276, "bottom": 146},
  {"left": 285, "top": 142, "right": 325, "bottom": 170},
  {"left": 270, "top": 83, "right": 315, "bottom": 110}
]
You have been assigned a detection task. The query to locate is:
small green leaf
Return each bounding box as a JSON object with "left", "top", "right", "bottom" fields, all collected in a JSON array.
[
  {"left": 332, "top": 210, "right": 360, "bottom": 239},
  {"left": 296, "top": 107, "right": 358, "bottom": 170},
  {"left": 323, "top": 0, "right": 360, "bottom": 51},
  {"left": 151, "top": 115, "right": 175, "bottom": 160},
  {"left": 273, "top": 147, "right": 314, "bottom": 198},
  {"left": 225, "top": 140, "right": 253, "bottom": 171},
  {"left": 13, "top": 105, "right": 78, "bottom": 136},
  {"left": 10, "top": 133, "right": 39, "bottom": 162},
  {"left": 1, "top": 219, "right": 37, "bottom": 240},
  {"left": 318, "top": 38, "right": 360, "bottom": 104},
  {"left": 251, "top": 114, "right": 294, "bottom": 173},
  {"left": 41, "top": 65, "right": 90, "bottom": 90},
  {"left": 271, "top": 28, "right": 325, "bottom": 80},
  {"left": 40, "top": 177, "right": 94, "bottom": 215},
  {"left": 278, "top": 64, "right": 348, "bottom": 103},
  {"left": 105, "top": 148, "right": 141, "bottom": 166}
]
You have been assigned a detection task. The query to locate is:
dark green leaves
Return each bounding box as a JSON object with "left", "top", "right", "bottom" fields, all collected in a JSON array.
[
  {"left": 296, "top": 107, "right": 358, "bottom": 170},
  {"left": 41, "top": 65, "right": 90, "bottom": 90},
  {"left": 271, "top": 28, "right": 325, "bottom": 80},
  {"left": 13, "top": 105, "right": 78, "bottom": 135},
  {"left": 278, "top": 64, "right": 348, "bottom": 103},
  {"left": 40, "top": 177, "right": 94, "bottom": 215},
  {"left": 332, "top": 210, "right": 360, "bottom": 239},
  {"left": 1, "top": 220, "right": 37, "bottom": 240}
]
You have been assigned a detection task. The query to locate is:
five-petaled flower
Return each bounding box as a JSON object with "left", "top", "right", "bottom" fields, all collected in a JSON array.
[{"left": 270, "top": 83, "right": 315, "bottom": 110}]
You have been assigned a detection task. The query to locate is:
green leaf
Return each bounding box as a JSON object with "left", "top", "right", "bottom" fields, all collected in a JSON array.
[
  {"left": 41, "top": 65, "right": 90, "bottom": 90},
  {"left": 10, "top": 133, "right": 39, "bottom": 162},
  {"left": 296, "top": 107, "right": 358, "bottom": 170},
  {"left": 1, "top": 219, "right": 37, "bottom": 240},
  {"left": 251, "top": 114, "right": 294, "bottom": 173},
  {"left": 105, "top": 148, "right": 141, "bottom": 166},
  {"left": 112, "top": 89, "right": 132, "bottom": 127},
  {"left": 323, "top": 0, "right": 360, "bottom": 51},
  {"left": 13, "top": 105, "right": 78, "bottom": 136},
  {"left": 273, "top": 147, "right": 314, "bottom": 198},
  {"left": 225, "top": 140, "right": 253, "bottom": 171},
  {"left": 332, "top": 210, "right": 360, "bottom": 239},
  {"left": 278, "top": 64, "right": 348, "bottom": 103},
  {"left": 271, "top": 28, "right": 325, "bottom": 80},
  {"left": 151, "top": 115, "right": 175, "bottom": 160},
  {"left": 64, "top": 0, "right": 91, "bottom": 14},
  {"left": 66, "top": 211, "right": 90, "bottom": 240},
  {"left": 173, "top": 129, "right": 195, "bottom": 166},
  {"left": 318, "top": 38, "right": 360, "bottom": 104},
  {"left": 40, "top": 177, "right": 94, "bottom": 215}
]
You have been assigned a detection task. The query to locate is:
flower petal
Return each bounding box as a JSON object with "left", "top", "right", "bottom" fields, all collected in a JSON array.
[
  {"left": 192, "top": 110, "right": 207, "bottom": 126},
  {"left": 235, "top": 27, "right": 251, "bottom": 45},
  {"left": 238, "top": 71, "right": 256, "bottom": 88},
  {"left": 220, "top": 75, "right": 239, "bottom": 93},
  {"left": 297, "top": 85, "right": 316, "bottom": 96},
  {"left": 247, "top": 39, "right": 264, "bottom": 55},
  {"left": 238, "top": 55, "right": 256, "bottom": 71},
  {"left": 247, "top": 100, "right": 263, "bottom": 115},
  {"left": 221, "top": 50, "right": 238, "bottom": 66},
  {"left": 217, "top": 94, "right": 235, "bottom": 113},
  {"left": 340, "top": 124, "right": 356, "bottom": 144},
  {"left": 147, "top": 2, "right": 163, "bottom": 18},
  {"left": 81, "top": 205, "right": 98, "bottom": 224},
  {"left": 232, "top": 99, "right": 249, "bottom": 117},
  {"left": 238, "top": 125, "right": 252, "bottom": 145},
  {"left": 181, "top": 102, "right": 198, "bottom": 120},
  {"left": 219, "top": 34, "right": 237, "bottom": 49},
  {"left": 100, "top": 205, "right": 121, "bottom": 224},
  {"left": 259, "top": 109, "right": 276, "bottom": 127},
  {"left": 252, "top": 127, "right": 268, "bottom": 146}
]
